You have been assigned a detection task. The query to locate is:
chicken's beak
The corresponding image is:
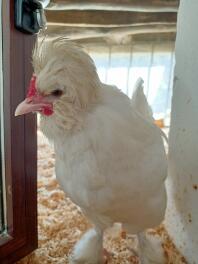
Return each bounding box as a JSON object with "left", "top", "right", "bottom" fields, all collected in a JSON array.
[{"left": 15, "top": 96, "right": 53, "bottom": 116}]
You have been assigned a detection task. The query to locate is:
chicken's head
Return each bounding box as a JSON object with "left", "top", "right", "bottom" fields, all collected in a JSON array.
[{"left": 15, "top": 37, "right": 100, "bottom": 121}]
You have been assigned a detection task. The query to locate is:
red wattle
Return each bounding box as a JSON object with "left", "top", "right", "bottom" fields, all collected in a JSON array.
[{"left": 42, "top": 106, "right": 54, "bottom": 116}]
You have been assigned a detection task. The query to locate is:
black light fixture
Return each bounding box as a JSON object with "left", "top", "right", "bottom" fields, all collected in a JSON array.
[{"left": 14, "top": 0, "right": 47, "bottom": 34}]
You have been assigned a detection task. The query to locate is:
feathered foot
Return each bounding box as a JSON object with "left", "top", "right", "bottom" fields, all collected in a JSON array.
[
  {"left": 137, "top": 231, "right": 166, "bottom": 264},
  {"left": 69, "top": 228, "right": 104, "bottom": 264}
]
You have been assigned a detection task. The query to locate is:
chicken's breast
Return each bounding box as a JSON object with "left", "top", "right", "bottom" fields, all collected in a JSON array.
[{"left": 54, "top": 84, "right": 167, "bottom": 234}]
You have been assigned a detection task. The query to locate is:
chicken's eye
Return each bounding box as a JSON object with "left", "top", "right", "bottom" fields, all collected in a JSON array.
[{"left": 51, "top": 89, "right": 63, "bottom": 97}]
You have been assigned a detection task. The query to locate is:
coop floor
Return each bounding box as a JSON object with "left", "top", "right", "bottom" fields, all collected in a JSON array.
[{"left": 17, "top": 130, "right": 186, "bottom": 264}]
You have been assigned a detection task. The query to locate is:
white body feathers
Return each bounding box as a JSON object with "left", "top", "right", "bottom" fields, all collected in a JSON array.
[{"left": 44, "top": 78, "right": 167, "bottom": 234}]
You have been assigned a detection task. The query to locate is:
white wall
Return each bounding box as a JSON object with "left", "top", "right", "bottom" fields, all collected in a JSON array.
[{"left": 165, "top": 1, "right": 198, "bottom": 263}]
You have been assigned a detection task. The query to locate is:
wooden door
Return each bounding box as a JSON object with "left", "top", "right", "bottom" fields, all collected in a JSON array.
[{"left": 0, "top": 0, "right": 37, "bottom": 263}]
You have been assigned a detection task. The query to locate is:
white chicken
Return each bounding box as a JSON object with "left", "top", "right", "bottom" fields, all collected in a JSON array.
[{"left": 15, "top": 38, "right": 167, "bottom": 264}]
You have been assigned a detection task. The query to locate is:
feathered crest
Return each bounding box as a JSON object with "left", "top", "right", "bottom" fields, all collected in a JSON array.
[
  {"left": 32, "top": 35, "right": 100, "bottom": 109},
  {"left": 32, "top": 35, "right": 91, "bottom": 74}
]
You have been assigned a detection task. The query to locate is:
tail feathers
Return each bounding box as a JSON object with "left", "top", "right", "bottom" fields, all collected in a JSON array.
[
  {"left": 131, "top": 78, "right": 169, "bottom": 145},
  {"left": 131, "top": 78, "right": 153, "bottom": 122}
]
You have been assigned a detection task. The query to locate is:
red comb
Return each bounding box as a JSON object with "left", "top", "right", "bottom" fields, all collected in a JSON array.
[
  {"left": 26, "top": 74, "right": 54, "bottom": 116},
  {"left": 27, "top": 75, "right": 37, "bottom": 98}
]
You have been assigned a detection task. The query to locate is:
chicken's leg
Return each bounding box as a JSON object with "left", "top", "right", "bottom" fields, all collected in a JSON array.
[
  {"left": 137, "top": 231, "right": 165, "bottom": 264},
  {"left": 69, "top": 228, "right": 104, "bottom": 264}
]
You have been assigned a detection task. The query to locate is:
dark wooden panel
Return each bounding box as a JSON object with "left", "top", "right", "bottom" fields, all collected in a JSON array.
[{"left": 0, "top": 0, "right": 37, "bottom": 263}]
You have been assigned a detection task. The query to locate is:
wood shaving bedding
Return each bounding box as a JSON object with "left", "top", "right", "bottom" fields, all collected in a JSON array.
[{"left": 17, "top": 130, "right": 187, "bottom": 264}]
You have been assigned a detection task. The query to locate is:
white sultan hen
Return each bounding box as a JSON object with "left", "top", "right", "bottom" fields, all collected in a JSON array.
[{"left": 15, "top": 38, "right": 167, "bottom": 264}]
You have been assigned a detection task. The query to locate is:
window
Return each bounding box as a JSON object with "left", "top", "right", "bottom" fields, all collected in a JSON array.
[{"left": 87, "top": 42, "right": 175, "bottom": 122}]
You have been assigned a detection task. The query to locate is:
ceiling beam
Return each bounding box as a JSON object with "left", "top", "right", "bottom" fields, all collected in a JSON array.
[
  {"left": 46, "top": 0, "right": 179, "bottom": 12},
  {"left": 46, "top": 10, "right": 177, "bottom": 27},
  {"left": 45, "top": 24, "right": 176, "bottom": 41}
]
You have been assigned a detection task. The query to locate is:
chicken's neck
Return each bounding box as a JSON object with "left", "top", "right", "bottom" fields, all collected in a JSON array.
[
  {"left": 39, "top": 90, "right": 100, "bottom": 141},
  {"left": 40, "top": 105, "right": 82, "bottom": 141}
]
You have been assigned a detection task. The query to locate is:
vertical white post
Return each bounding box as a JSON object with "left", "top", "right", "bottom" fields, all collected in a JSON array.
[{"left": 165, "top": 1, "right": 198, "bottom": 263}]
